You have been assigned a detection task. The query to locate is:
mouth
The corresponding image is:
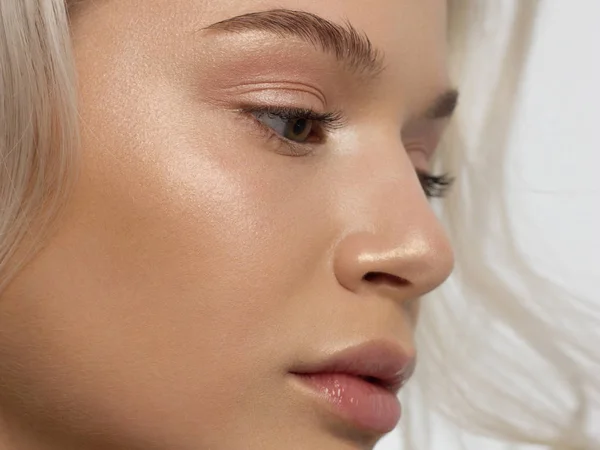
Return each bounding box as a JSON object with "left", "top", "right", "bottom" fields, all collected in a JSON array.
[
  {"left": 289, "top": 341, "right": 416, "bottom": 434},
  {"left": 359, "top": 375, "right": 395, "bottom": 390}
]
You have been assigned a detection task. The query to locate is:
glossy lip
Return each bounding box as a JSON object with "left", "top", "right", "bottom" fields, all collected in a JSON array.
[
  {"left": 290, "top": 340, "right": 416, "bottom": 395},
  {"left": 289, "top": 340, "right": 416, "bottom": 435}
]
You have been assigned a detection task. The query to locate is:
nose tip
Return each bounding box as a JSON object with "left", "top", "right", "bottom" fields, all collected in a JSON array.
[{"left": 333, "top": 228, "right": 454, "bottom": 302}]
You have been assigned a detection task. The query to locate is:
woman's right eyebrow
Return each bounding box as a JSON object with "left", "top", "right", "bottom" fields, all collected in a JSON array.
[{"left": 199, "top": 8, "right": 386, "bottom": 81}]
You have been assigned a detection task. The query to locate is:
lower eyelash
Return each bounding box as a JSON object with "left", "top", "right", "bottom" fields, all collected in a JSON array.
[{"left": 244, "top": 113, "right": 317, "bottom": 157}]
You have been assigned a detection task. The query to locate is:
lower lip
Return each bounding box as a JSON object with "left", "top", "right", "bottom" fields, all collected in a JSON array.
[{"left": 293, "top": 373, "right": 401, "bottom": 433}]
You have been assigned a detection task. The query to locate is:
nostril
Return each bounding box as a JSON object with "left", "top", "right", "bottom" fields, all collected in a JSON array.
[{"left": 363, "top": 272, "right": 410, "bottom": 287}]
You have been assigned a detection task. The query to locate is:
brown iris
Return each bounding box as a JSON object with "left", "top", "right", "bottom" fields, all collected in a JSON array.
[{"left": 284, "top": 118, "right": 313, "bottom": 142}]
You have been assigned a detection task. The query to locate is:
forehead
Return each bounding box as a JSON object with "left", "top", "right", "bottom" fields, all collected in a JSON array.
[{"left": 77, "top": 0, "right": 449, "bottom": 110}]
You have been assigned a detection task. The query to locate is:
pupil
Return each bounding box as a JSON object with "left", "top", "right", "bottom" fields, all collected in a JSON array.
[{"left": 293, "top": 119, "right": 308, "bottom": 136}]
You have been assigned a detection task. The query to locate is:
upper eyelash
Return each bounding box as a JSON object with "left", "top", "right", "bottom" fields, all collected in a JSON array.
[
  {"left": 240, "top": 105, "right": 347, "bottom": 132},
  {"left": 239, "top": 106, "right": 454, "bottom": 198},
  {"left": 417, "top": 171, "right": 454, "bottom": 198}
]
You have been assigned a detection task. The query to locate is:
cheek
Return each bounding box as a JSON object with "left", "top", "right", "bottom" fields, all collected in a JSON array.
[
  {"left": 0, "top": 82, "right": 328, "bottom": 445},
  {"left": 57, "top": 100, "right": 305, "bottom": 364}
]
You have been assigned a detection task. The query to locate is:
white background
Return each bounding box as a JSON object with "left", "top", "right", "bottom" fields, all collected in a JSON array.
[{"left": 377, "top": 1, "right": 600, "bottom": 449}]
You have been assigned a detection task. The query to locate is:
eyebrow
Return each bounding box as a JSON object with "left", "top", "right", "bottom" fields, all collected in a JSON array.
[
  {"left": 424, "top": 89, "right": 459, "bottom": 121},
  {"left": 202, "top": 9, "right": 459, "bottom": 122},
  {"left": 201, "top": 9, "right": 385, "bottom": 78}
]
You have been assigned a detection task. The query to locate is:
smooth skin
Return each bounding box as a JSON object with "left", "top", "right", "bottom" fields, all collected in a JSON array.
[{"left": 0, "top": 0, "right": 454, "bottom": 449}]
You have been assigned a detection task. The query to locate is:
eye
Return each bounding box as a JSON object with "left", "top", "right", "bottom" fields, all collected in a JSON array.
[
  {"left": 417, "top": 171, "right": 454, "bottom": 199},
  {"left": 253, "top": 112, "right": 316, "bottom": 143},
  {"left": 242, "top": 106, "right": 345, "bottom": 149}
]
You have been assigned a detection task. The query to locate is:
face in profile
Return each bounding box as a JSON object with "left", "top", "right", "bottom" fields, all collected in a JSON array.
[{"left": 0, "top": 0, "right": 454, "bottom": 449}]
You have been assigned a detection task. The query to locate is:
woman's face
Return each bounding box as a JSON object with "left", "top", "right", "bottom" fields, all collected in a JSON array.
[{"left": 0, "top": 0, "right": 454, "bottom": 449}]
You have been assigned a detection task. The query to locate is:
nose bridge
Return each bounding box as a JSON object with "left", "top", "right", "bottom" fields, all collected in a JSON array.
[{"left": 332, "top": 153, "right": 454, "bottom": 301}]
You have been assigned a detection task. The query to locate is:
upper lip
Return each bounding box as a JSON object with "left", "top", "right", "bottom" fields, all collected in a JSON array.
[{"left": 290, "top": 341, "right": 416, "bottom": 394}]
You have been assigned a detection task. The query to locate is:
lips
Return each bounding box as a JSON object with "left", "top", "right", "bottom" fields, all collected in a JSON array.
[
  {"left": 289, "top": 340, "right": 416, "bottom": 434},
  {"left": 291, "top": 340, "right": 416, "bottom": 394}
]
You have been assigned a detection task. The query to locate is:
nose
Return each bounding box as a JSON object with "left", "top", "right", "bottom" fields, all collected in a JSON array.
[{"left": 332, "top": 155, "right": 454, "bottom": 304}]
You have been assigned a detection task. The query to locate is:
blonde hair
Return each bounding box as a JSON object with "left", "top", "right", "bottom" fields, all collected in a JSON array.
[
  {"left": 0, "top": 0, "right": 78, "bottom": 293},
  {"left": 0, "top": 1, "right": 598, "bottom": 449}
]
